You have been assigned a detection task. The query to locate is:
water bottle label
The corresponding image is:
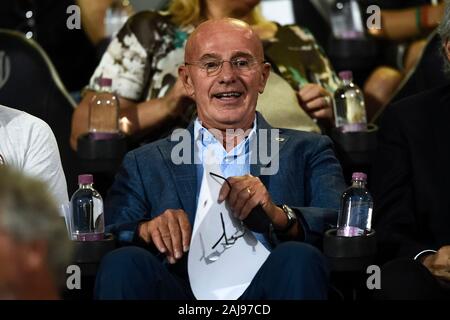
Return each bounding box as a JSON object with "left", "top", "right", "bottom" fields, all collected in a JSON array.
[
  {"left": 341, "top": 123, "right": 367, "bottom": 132},
  {"left": 93, "top": 197, "right": 103, "bottom": 227},
  {"left": 75, "top": 232, "right": 104, "bottom": 241},
  {"left": 337, "top": 226, "right": 364, "bottom": 237}
]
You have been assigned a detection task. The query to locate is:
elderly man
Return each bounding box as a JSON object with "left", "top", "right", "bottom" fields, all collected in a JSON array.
[
  {"left": 0, "top": 166, "right": 73, "bottom": 299},
  {"left": 372, "top": 3, "right": 450, "bottom": 300},
  {"left": 95, "top": 18, "right": 345, "bottom": 300}
]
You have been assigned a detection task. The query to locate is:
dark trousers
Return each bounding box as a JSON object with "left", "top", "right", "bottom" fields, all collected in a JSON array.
[
  {"left": 94, "top": 241, "right": 330, "bottom": 300},
  {"left": 375, "top": 258, "right": 450, "bottom": 300}
]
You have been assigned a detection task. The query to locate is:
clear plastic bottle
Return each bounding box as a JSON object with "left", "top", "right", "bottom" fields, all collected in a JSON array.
[
  {"left": 88, "top": 77, "right": 120, "bottom": 140},
  {"left": 333, "top": 70, "right": 368, "bottom": 132},
  {"left": 70, "top": 174, "right": 104, "bottom": 241},
  {"left": 330, "top": 0, "right": 365, "bottom": 39},
  {"left": 337, "top": 172, "right": 373, "bottom": 237},
  {"left": 104, "top": 0, "right": 132, "bottom": 39}
]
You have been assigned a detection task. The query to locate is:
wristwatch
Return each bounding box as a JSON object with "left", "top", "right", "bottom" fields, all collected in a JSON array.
[{"left": 274, "top": 204, "right": 297, "bottom": 233}]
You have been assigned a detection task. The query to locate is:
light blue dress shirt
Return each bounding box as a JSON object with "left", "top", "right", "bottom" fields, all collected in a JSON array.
[{"left": 193, "top": 118, "right": 271, "bottom": 250}]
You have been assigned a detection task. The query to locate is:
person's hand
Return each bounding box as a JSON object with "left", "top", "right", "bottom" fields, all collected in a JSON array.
[
  {"left": 218, "top": 175, "right": 285, "bottom": 227},
  {"left": 422, "top": 246, "right": 450, "bottom": 281},
  {"left": 162, "top": 77, "right": 193, "bottom": 118},
  {"left": 297, "top": 83, "right": 333, "bottom": 122},
  {"left": 138, "top": 209, "right": 191, "bottom": 264}
]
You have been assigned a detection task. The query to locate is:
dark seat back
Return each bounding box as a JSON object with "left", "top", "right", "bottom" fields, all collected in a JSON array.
[{"left": 0, "top": 29, "right": 80, "bottom": 194}]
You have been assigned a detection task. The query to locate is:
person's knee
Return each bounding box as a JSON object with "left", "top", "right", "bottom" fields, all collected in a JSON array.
[
  {"left": 271, "top": 242, "right": 328, "bottom": 271},
  {"left": 97, "top": 246, "right": 161, "bottom": 283},
  {"left": 266, "top": 242, "right": 329, "bottom": 299}
]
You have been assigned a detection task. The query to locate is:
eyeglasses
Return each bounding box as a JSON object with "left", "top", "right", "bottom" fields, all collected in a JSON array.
[{"left": 185, "top": 57, "right": 265, "bottom": 76}]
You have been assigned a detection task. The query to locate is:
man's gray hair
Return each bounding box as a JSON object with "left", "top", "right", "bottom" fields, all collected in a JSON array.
[
  {"left": 438, "top": 1, "right": 450, "bottom": 73},
  {"left": 0, "top": 165, "right": 73, "bottom": 287}
]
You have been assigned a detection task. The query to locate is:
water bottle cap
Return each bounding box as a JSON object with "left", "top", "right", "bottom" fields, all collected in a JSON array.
[
  {"left": 78, "top": 174, "right": 93, "bottom": 184},
  {"left": 352, "top": 172, "right": 367, "bottom": 181},
  {"left": 339, "top": 71, "right": 353, "bottom": 81},
  {"left": 98, "top": 78, "right": 112, "bottom": 87}
]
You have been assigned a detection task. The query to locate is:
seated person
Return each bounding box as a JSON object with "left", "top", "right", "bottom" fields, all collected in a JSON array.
[
  {"left": 361, "top": 0, "right": 445, "bottom": 119},
  {"left": 70, "top": 0, "right": 339, "bottom": 150},
  {"left": 94, "top": 18, "right": 345, "bottom": 300},
  {"left": 0, "top": 165, "right": 73, "bottom": 299},
  {"left": 371, "top": 2, "right": 450, "bottom": 299},
  {"left": 0, "top": 105, "right": 68, "bottom": 207}
]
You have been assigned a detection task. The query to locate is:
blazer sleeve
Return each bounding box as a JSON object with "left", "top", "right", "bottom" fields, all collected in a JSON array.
[
  {"left": 295, "top": 135, "right": 346, "bottom": 246},
  {"left": 105, "top": 151, "right": 152, "bottom": 245},
  {"left": 372, "top": 106, "right": 431, "bottom": 262}
]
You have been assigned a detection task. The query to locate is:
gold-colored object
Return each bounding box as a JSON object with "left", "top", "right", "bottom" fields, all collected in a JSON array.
[
  {"left": 257, "top": 72, "right": 321, "bottom": 133},
  {"left": 323, "top": 95, "right": 332, "bottom": 107},
  {"left": 246, "top": 187, "right": 252, "bottom": 195}
]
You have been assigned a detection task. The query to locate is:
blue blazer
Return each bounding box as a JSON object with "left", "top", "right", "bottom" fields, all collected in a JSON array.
[{"left": 105, "top": 113, "right": 346, "bottom": 247}]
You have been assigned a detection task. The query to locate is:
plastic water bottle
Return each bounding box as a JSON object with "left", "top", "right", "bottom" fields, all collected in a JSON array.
[
  {"left": 330, "top": 0, "right": 365, "bottom": 39},
  {"left": 333, "top": 70, "right": 368, "bottom": 132},
  {"left": 70, "top": 174, "right": 104, "bottom": 241},
  {"left": 89, "top": 77, "right": 120, "bottom": 140},
  {"left": 337, "top": 172, "right": 373, "bottom": 237},
  {"left": 104, "top": 0, "right": 132, "bottom": 39}
]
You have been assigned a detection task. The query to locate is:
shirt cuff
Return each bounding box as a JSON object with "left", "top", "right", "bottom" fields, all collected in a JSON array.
[{"left": 414, "top": 249, "right": 437, "bottom": 260}]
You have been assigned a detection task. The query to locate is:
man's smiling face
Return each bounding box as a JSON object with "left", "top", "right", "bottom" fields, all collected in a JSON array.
[{"left": 180, "top": 19, "right": 270, "bottom": 131}]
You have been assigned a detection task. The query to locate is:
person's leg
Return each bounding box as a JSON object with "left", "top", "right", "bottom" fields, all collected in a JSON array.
[
  {"left": 374, "top": 258, "right": 450, "bottom": 300},
  {"left": 240, "top": 242, "right": 330, "bottom": 300},
  {"left": 94, "top": 246, "right": 194, "bottom": 300}
]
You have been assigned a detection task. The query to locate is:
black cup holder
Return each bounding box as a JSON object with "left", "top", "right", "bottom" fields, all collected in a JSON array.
[
  {"left": 330, "top": 124, "right": 378, "bottom": 169},
  {"left": 72, "top": 233, "right": 116, "bottom": 276},
  {"left": 323, "top": 228, "right": 377, "bottom": 272},
  {"left": 77, "top": 133, "right": 127, "bottom": 173}
]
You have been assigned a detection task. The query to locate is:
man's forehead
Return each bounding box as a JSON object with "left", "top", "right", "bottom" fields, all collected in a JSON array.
[{"left": 185, "top": 19, "right": 261, "bottom": 60}]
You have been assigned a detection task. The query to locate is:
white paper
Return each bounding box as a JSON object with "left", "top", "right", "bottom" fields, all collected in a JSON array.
[{"left": 188, "top": 148, "right": 270, "bottom": 300}]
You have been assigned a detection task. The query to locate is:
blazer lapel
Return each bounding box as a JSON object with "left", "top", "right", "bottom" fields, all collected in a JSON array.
[
  {"left": 158, "top": 123, "right": 197, "bottom": 223},
  {"left": 250, "top": 113, "right": 289, "bottom": 185}
]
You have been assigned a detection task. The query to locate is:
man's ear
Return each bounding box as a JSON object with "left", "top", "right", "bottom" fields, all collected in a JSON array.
[
  {"left": 445, "top": 39, "right": 450, "bottom": 62},
  {"left": 178, "top": 65, "right": 195, "bottom": 97},
  {"left": 258, "top": 62, "right": 271, "bottom": 94}
]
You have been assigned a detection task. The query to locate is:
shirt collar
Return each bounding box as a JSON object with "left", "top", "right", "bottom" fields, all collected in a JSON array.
[{"left": 194, "top": 117, "right": 257, "bottom": 151}]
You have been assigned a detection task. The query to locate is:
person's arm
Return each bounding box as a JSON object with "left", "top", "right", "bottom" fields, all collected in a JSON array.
[
  {"left": 76, "top": 0, "right": 112, "bottom": 45},
  {"left": 104, "top": 150, "right": 152, "bottom": 243},
  {"left": 371, "top": 105, "right": 430, "bottom": 262},
  {"left": 70, "top": 78, "right": 188, "bottom": 150},
  {"left": 21, "top": 116, "right": 69, "bottom": 207},
  {"left": 421, "top": 246, "right": 450, "bottom": 281},
  {"left": 291, "top": 134, "right": 346, "bottom": 245},
  {"left": 70, "top": 10, "right": 192, "bottom": 150},
  {"left": 218, "top": 134, "right": 345, "bottom": 246},
  {"left": 368, "top": 3, "right": 444, "bottom": 40}
]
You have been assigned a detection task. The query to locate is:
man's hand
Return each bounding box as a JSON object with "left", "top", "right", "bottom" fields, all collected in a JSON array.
[
  {"left": 162, "top": 77, "right": 193, "bottom": 117},
  {"left": 218, "top": 175, "right": 287, "bottom": 229},
  {"left": 422, "top": 246, "right": 450, "bottom": 281},
  {"left": 138, "top": 209, "right": 191, "bottom": 264},
  {"left": 297, "top": 83, "right": 333, "bottom": 122}
]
